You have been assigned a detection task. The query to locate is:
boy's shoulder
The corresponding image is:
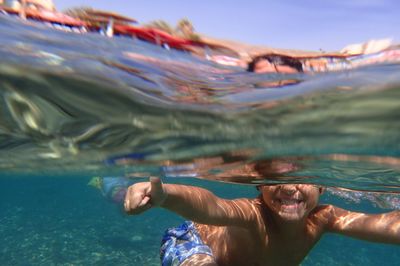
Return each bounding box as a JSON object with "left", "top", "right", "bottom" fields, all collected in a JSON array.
[
  {"left": 231, "top": 196, "right": 264, "bottom": 206},
  {"left": 312, "top": 204, "right": 336, "bottom": 213},
  {"left": 308, "top": 204, "right": 339, "bottom": 229}
]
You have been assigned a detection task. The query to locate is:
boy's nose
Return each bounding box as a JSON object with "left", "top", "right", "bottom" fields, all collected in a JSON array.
[{"left": 279, "top": 185, "right": 298, "bottom": 194}]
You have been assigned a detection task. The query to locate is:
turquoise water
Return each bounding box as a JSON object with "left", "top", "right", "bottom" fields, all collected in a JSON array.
[
  {"left": 1, "top": 175, "right": 399, "bottom": 265},
  {"left": 0, "top": 14, "right": 400, "bottom": 265}
]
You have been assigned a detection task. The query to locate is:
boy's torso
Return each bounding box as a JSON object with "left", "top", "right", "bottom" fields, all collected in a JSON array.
[{"left": 195, "top": 202, "right": 328, "bottom": 266}]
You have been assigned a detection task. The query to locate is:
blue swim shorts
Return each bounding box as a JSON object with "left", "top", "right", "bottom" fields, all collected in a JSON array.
[{"left": 160, "top": 221, "right": 214, "bottom": 266}]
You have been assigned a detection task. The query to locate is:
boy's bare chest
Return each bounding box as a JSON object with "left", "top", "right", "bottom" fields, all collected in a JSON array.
[
  {"left": 202, "top": 225, "right": 320, "bottom": 266},
  {"left": 261, "top": 238, "right": 316, "bottom": 265}
]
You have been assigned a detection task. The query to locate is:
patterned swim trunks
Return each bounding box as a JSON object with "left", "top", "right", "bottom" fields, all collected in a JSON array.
[{"left": 160, "top": 221, "right": 214, "bottom": 266}]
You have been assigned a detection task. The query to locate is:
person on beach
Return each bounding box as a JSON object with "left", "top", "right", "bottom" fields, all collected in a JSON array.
[
  {"left": 247, "top": 55, "right": 303, "bottom": 74},
  {"left": 124, "top": 177, "right": 400, "bottom": 266}
]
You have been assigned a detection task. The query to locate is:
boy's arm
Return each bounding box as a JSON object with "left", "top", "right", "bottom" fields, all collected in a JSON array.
[
  {"left": 324, "top": 205, "right": 400, "bottom": 244},
  {"left": 124, "top": 177, "right": 256, "bottom": 227}
]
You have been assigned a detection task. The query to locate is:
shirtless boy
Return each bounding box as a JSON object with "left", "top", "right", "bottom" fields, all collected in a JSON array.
[{"left": 124, "top": 177, "right": 400, "bottom": 266}]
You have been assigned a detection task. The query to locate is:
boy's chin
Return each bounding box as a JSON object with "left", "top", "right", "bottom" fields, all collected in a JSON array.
[{"left": 277, "top": 210, "right": 306, "bottom": 221}]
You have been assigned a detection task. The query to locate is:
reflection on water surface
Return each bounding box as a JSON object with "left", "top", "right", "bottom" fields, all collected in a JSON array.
[{"left": 0, "top": 15, "right": 400, "bottom": 203}]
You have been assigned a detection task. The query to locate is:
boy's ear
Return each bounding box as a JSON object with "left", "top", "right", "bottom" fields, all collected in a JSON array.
[{"left": 319, "top": 187, "right": 326, "bottom": 195}]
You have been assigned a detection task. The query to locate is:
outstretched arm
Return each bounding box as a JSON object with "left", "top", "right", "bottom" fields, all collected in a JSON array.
[
  {"left": 124, "top": 177, "right": 256, "bottom": 227},
  {"left": 325, "top": 205, "right": 400, "bottom": 244}
]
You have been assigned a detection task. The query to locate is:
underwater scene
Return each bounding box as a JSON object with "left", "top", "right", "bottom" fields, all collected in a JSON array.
[{"left": 0, "top": 11, "right": 400, "bottom": 266}]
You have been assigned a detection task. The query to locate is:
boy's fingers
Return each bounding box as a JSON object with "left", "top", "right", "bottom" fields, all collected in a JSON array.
[
  {"left": 140, "top": 203, "right": 152, "bottom": 212},
  {"left": 138, "top": 195, "right": 151, "bottom": 207},
  {"left": 124, "top": 189, "right": 147, "bottom": 211},
  {"left": 125, "top": 202, "right": 152, "bottom": 215},
  {"left": 124, "top": 179, "right": 163, "bottom": 215}
]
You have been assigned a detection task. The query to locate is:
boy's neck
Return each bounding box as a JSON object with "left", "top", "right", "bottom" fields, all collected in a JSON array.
[
  {"left": 267, "top": 211, "right": 308, "bottom": 239},
  {"left": 278, "top": 219, "right": 308, "bottom": 238}
]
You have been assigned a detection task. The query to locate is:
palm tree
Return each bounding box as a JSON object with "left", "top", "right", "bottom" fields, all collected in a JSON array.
[
  {"left": 64, "top": 6, "right": 93, "bottom": 18},
  {"left": 176, "top": 18, "right": 193, "bottom": 34},
  {"left": 144, "top": 19, "right": 174, "bottom": 34},
  {"left": 145, "top": 18, "right": 200, "bottom": 41},
  {"left": 63, "top": 6, "right": 98, "bottom": 26},
  {"left": 176, "top": 18, "right": 200, "bottom": 41},
  {"left": 64, "top": 6, "right": 134, "bottom": 29}
]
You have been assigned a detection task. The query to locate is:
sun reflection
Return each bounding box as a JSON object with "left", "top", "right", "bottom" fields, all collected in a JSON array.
[{"left": 327, "top": 206, "right": 400, "bottom": 244}]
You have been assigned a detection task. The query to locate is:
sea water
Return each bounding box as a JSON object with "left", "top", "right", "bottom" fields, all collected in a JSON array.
[{"left": 0, "top": 14, "right": 399, "bottom": 265}]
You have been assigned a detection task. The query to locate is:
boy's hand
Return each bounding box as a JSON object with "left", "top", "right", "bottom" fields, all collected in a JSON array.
[{"left": 124, "top": 177, "right": 167, "bottom": 215}]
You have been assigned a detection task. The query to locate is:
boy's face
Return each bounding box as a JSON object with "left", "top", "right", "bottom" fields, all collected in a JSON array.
[
  {"left": 261, "top": 184, "right": 322, "bottom": 222},
  {"left": 254, "top": 59, "right": 277, "bottom": 73}
]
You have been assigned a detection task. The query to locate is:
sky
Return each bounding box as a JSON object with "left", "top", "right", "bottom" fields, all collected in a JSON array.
[{"left": 55, "top": 0, "right": 400, "bottom": 52}]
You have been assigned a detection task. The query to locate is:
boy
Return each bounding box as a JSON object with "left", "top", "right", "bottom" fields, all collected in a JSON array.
[
  {"left": 247, "top": 55, "right": 303, "bottom": 74},
  {"left": 124, "top": 177, "right": 400, "bottom": 266}
]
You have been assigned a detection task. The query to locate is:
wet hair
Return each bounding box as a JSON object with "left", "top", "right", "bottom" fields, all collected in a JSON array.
[
  {"left": 247, "top": 55, "right": 303, "bottom": 72},
  {"left": 247, "top": 57, "right": 260, "bottom": 72}
]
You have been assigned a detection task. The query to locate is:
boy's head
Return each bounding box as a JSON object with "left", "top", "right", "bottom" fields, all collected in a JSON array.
[
  {"left": 259, "top": 184, "right": 323, "bottom": 222},
  {"left": 247, "top": 55, "right": 303, "bottom": 73}
]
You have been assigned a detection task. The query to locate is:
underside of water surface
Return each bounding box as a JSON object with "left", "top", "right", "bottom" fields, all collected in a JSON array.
[{"left": 1, "top": 14, "right": 400, "bottom": 194}]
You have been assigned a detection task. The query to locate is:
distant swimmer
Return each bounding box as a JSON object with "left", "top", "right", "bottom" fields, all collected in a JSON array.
[
  {"left": 124, "top": 177, "right": 400, "bottom": 266},
  {"left": 247, "top": 55, "right": 303, "bottom": 74}
]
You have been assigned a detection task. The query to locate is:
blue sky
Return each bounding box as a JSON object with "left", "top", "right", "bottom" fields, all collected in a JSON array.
[{"left": 55, "top": 0, "right": 399, "bottom": 51}]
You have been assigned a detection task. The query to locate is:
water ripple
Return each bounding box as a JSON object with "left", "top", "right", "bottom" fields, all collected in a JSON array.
[{"left": 0, "top": 14, "right": 399, "bottom": 195}]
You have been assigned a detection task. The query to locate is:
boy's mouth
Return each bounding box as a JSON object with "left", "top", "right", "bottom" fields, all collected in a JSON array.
[
  {"left": 276, "top": 197, "right": 304, "bottom": 210},
  {"left": 278, "top": 199, "right": 303, "bottom": 205}
]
